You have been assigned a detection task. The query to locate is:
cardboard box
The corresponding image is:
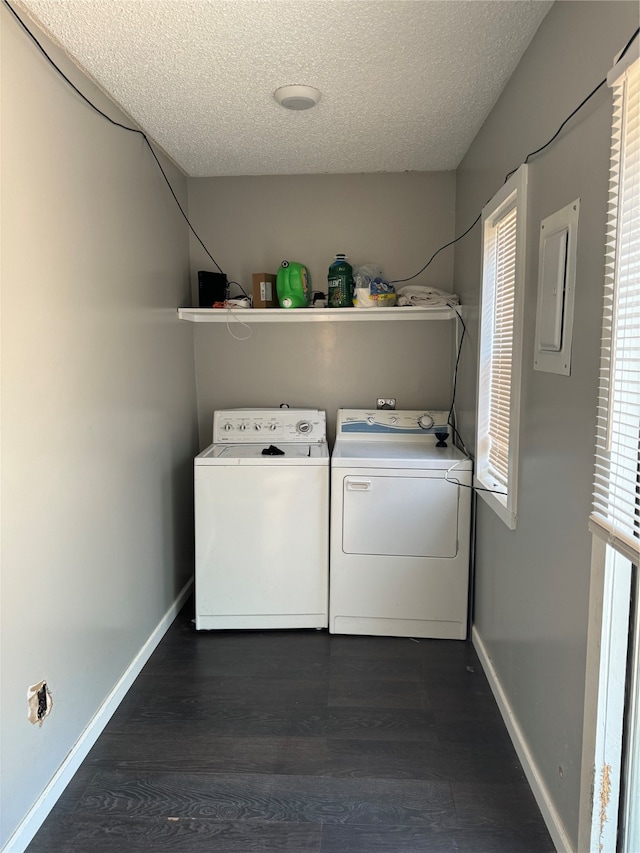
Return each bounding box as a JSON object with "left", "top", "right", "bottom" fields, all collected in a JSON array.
[{"left": 252, "top": 273, "right": 278, "bottom": 308}]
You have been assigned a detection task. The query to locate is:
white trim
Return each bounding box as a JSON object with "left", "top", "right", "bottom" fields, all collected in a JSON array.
[
  {"left": 482, "top": 162, "right": 528, "bottom": 221},
  {"left": 588, "top": 548, "right": 632, "bottom": 852},
  {"left": 607, "top": 37, "right": 639, "bottom": 87},
  {"left": 474, "top": 480, "right": 517, "bottom": 529},
  {"left": 579, "top": 537, "right": 635, "bottom": 852},
  {"left": 621, "top": 562, "right": 640, "bottom": 850},
  {"left": 588, "top": 518, "right": 639, "bottom": 568},
  {"left": 472, "top": 625, "right": 573, "bottom": 853},
  {"left": 578, "top": 536, "right": 607, "bottom": 851},
  {"left": 2, "top": 578, "right": 193, "bottom": 853}
]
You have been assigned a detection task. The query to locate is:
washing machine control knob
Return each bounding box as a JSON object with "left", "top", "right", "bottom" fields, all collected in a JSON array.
[
  {"left": 254, "top": 424, "right": 262, "bottom": 431},
  {"left": 223, "top": 423, "right": 232, "bottom": 431},
  {"left": 239, "top": 424, "right": 247, "bottom": 431},
  {"left": 367, "top": 416, "right": 375, "bottom": 424},
  {"left": 418, "top": 414, "right": 435, "bottom": 430},
  {"left": 389, "top": 417, "right": 397, "bottom": 424},
  {"left": 270, "top": 423, "right": 277, "bottom": 431},
  {"left": 296, "top": 420, "right": 311, "bottom": 434}
]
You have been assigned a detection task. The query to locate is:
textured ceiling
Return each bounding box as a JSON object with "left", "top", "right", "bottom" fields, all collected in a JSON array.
[{"left": 15, "top": 0, "right": 553, "bottom": 177}]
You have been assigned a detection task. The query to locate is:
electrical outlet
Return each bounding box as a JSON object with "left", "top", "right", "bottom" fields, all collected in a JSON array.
[{"left": 376, "top": 398, "right": 396, "bottom": 410}]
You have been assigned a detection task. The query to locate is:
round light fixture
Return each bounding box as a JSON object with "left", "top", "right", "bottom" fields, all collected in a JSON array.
[{"left": 274, "top": 85, "right": 321, "bottom": 111}]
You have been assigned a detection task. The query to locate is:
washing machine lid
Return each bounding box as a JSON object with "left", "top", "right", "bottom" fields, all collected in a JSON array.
[
  {"left": 196, "top": 442, "right": 329, "bottom": 465},
  {"left": 331, "top": 439, "right": 471, "bottom": 470}
]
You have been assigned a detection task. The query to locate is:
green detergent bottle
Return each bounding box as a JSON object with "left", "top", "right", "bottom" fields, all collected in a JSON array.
[
  {"left": 328, "top": 254, "right": 353, "bottom": 308},
  {"left": 276, "top": 261, "right": 311, "bottom": 308}
]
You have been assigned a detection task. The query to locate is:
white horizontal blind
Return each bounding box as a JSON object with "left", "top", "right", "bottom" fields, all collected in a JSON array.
[
  {"left": 591, "top": 54, "right": 640, "bottom": 565},
  {"left": 476, "top": 164, "right": 527, "bottom": 530},
  {"left": 487, "top": 206, "right": 518, "bottom": 489}
]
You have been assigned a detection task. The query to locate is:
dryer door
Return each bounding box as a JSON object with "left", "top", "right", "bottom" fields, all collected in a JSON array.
[{"left": 342, "top": 472, "right": 459, "bottom": 558}]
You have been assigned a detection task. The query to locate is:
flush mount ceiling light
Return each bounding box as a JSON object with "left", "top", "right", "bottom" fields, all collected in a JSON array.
[{"left": 274, "top": 85, "right": 321, "bottom": 111}]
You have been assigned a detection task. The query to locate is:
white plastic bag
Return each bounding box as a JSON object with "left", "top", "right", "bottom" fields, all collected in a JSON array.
[{"left": 353, "top": 264, "right": 396, "bottom": 308}]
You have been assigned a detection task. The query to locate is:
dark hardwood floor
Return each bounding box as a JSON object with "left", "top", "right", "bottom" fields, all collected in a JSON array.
[{"left": 27, "top": 598, "right": 555, "bottom": 852}]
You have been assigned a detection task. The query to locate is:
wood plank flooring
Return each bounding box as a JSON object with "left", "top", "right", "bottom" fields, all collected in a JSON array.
[{"left": 26, "top": 599, "right": 555, "bottom": 852}]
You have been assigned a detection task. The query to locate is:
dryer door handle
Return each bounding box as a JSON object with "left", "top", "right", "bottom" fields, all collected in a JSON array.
[{"left": 346, "top": 479, "right": 372, "bottom": 491}]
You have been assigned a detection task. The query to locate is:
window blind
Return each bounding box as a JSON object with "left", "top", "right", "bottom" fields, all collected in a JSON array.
[
  {"left": 476, "top": 164, "right": 527, "bottom": 530},
  {"left": 486, "top": 205, "right": 518, "bottom": 489},
  {"left": 590, "top": 52, "right": 640, "bottom": 565}
]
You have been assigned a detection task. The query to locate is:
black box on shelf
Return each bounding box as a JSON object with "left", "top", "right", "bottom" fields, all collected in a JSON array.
[{"left": 198, "top": 271, "right": 228, "bottom": 307}]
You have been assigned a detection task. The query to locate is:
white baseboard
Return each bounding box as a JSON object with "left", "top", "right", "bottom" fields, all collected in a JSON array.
[
  {"left": 472, "top": 625, "right": 574, "bottom": 853},
  {"left": 3, "top": 578, "right": 193, "bottom": 853}
]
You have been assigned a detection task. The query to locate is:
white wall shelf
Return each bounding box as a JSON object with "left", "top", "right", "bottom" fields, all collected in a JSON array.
[{"left": 178, "top": 306, "right": 455, "bottom": 323}]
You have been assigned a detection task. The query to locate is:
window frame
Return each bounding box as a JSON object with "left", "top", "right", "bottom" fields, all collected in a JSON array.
[
  {"left": 475, "top": 164, "right": 528, "bottom": 530},
  {"left": 580, "top": 45, "right": 640, "bottom": 852}
]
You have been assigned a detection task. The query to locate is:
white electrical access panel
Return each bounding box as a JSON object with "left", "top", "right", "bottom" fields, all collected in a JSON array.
[{"left": 534, "top": 199, "right": 580, "bottom": 376}]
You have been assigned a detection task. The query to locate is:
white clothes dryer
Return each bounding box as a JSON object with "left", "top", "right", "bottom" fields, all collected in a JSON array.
[
  {"left": 195, "top": 408, "right": 329, "bottom": 630},
  {"left": 329, "top": 409, "right": 472, "bottom": 640}
]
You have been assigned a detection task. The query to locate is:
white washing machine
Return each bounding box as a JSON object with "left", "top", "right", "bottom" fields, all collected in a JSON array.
[
  {"left": 195, "top": 408, "right": 329, "bottom": 630},
  {"left": 329, "top": 409, "right": 472, "bottom": 640}
]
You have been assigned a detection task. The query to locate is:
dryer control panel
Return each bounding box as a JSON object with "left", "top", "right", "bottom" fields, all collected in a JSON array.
[
  {"left": 213, "top": 409, "right": 327, "bottom": 444},
  {"left": 337, "top": 409, "right": 450, "bottom": 439}
]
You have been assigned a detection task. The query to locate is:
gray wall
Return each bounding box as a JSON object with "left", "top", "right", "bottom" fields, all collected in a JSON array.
[
  {"left": 187, "top": 173, "right": 457, "bottom": 445},
  {"left": 452, "top": 2, "right": 639, "bottom": 847},
  {"left": 0, "top": 9, "right": 198, "bottom": 848}
]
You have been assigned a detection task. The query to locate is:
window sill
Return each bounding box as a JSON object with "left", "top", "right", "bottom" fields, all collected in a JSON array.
[{"left": 475, "top": 479, "right": 517, "bottom": 530}]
